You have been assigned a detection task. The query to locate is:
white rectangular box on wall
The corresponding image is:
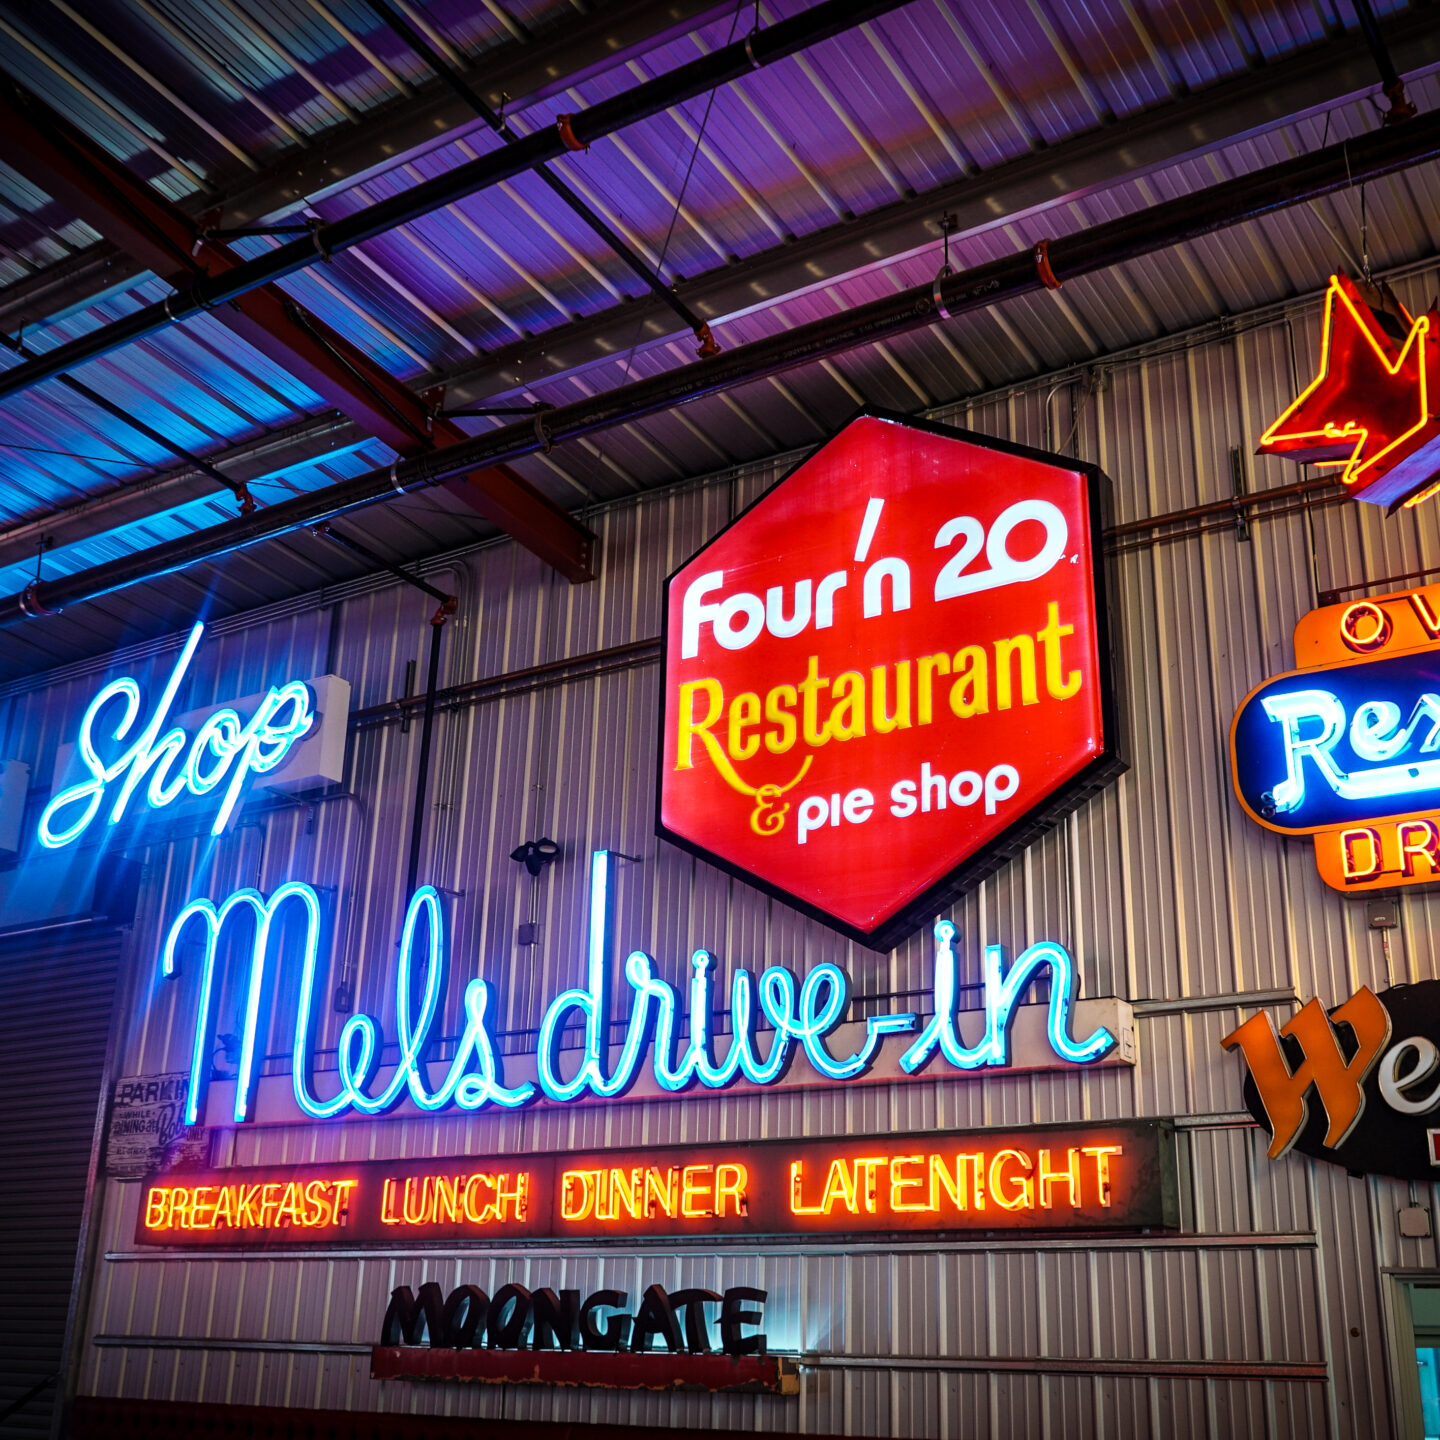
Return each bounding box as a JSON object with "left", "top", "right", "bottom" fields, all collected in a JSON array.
[
  {"left": 259, "top": 673, "right": 351, "bottom": 792},
  {"left": 0, "top": 759, "right": 28, "bottom": 854}
]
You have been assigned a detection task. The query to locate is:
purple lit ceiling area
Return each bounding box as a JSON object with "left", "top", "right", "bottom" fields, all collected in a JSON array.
[{"left": 0, "top": 0, "right": 1435, "bottom": 679}]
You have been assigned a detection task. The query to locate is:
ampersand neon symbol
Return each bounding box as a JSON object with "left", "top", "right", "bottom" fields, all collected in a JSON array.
[{"left": 700, "top": 751, "right": 812, "bottom": 836}]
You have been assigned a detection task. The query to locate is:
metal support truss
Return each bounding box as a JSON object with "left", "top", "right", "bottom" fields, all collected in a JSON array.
[{"left": 0, "top": 76, "right": 595, "bottom": 582}]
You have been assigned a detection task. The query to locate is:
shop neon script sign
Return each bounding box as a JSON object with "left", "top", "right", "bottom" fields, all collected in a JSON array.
[
  {"left": 39, "top": 622, "right": 314, "bottom": 848},
  {"left": 161, "top": 851, "right": 1117, "bottom": 1126}
]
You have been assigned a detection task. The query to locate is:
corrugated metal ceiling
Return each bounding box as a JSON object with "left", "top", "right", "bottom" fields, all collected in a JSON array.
[{"left": 0, "top": 0, "right": 1434, "bottom": 680}]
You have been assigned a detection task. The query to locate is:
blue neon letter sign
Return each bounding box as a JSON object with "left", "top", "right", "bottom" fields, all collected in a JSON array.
[
  {"left": 160, "top": 851, "right": 1117, "bottom": 1125},
  {"left": 1232, "top": 649, "right": 1440, "bottom": 831},
  {"left": 39, "top": 622, "right": 314, "bottom": 848}
]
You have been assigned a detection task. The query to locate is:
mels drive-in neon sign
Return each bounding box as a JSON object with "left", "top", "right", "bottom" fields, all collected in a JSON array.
[
  {"left": 160, "top": 851, "right": 1129, "bottom": 1129},
  {"left": 658, "top": 410, "right": 1122, "bottom": 950}
]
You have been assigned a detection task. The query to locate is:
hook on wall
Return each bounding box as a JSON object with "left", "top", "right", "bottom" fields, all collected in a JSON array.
[{"left": 510, "top": 837, "right": 561, "bottom": 946}]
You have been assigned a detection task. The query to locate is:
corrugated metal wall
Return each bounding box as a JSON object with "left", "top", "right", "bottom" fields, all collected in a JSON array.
[
  {"left": 0, "top": 931, "right": 120, "bottom": 1437},
  {"left": 8, "top": 267, "right": 1440, "bottom": 1438}
]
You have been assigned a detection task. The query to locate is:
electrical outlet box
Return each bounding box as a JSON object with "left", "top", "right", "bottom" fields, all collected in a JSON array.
[
  {"left": 1399, "top": 1206, "right": 1432, "bottom": 1239},
  {"left": 1367, "top": 898, "right": 1400, "bottom": 931}
]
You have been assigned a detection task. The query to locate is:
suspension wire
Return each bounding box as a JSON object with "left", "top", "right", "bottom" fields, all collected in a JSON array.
[
  {"left": 619, "top": 0, "right": 747, "bottom": 380},
  {"left": 0, "top": 441, "right": 141, "bottom": 466},
  {"left": 359, "top": 0, "right": 718, "bottom": 352},
  {"left": 1360, "top": 182, "right": 1371, "bottom": 281},
  {"left": 280, "top": 301, "right": 433, "bottom": 448},
  {"left": 0, "top": 327, "right": 250, "bottom": 504}
]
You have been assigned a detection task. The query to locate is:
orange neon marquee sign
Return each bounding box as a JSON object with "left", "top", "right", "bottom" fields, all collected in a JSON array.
[
  {"left": 1257, "top": 272, "right": 1440, "bottom": 509},
  {"left": 135, "top": 1121, "right": 1175, "bottom": 1247},
  {"left": 378, "top": 1172, "right": 528, "bottom": 1227},
  {"left": 143, "top": 1177, "right": 357, "bottom": 1233}
]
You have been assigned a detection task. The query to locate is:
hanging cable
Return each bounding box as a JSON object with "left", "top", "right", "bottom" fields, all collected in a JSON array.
[
  {"left": 0, "top": 441, "right": 145, "bottom": 466},
  {"left": 1350, "top": 0, "right": 1417, "bottom": 126},
  {"left": 311, "top": 522, "right": 453, "bottom": 604},
  {"left": 19, "top": 538, "right": 56, "bottom": 617},
  {"left": 406, "top": 597, "right": 456, "bottom": 894},
  {"left": 620, "top": 0, "right": 747, "bottom": 376},
  {"left": 281, "top": 301, "right": 433, "bottom": 448},
  {"left": 1360, "top": 182, "right": 1371, "bottom": 282},
  {"left": 358, "top": 0, "right": 722, "bottom": 359},
  {"left": 309, "top": 517, "right": 458, "bottom": 893},
  {"left": 931, "top": 211, "right": 957, "bottom": 318},
  {"left": 0, "top": 327, "right": 253, "bottom": 510}
]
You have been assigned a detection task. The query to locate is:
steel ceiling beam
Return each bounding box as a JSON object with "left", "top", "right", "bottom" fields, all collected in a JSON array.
[
  {"left": 6, "top": 106, "right": 1439, "bottom": 624},
  {"left": 2, "top": 2, "right": 1434, "bottom": 581},
  {"left": 0, "top": 0, "right": 736, "bottom": 337},
  {"left": 360, "top": 0, "right": 721, "bottom": 355},
  {"left": 216, "top": 0, "right": 740, "bottom": 226},
  {"left": 0, "top": 0, "right": 921, "bottom": 404},
  {"left": 2, "top": 7, "right": 1434, "bottom": 577},
  {"left": 1, "top": 0, "right": 1432, "bottom": 352},
  {"left": 0, "top": 76, "right": 595, "bottom": 583},
  {"left": 6, "top": 2, "right": 1429, "bottom": 396},
  {"left": 440, "top": 7, "right": 1440, "bottom": 406}
]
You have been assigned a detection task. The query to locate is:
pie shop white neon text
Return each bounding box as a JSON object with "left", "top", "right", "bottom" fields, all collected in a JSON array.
[{"left": 162, "top": 850, "right": 1119, "bottom": 1125}]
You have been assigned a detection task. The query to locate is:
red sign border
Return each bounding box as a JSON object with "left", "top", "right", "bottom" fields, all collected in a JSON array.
[{"left": 654, "top": 407, "right": 1125, "bottom": 951}]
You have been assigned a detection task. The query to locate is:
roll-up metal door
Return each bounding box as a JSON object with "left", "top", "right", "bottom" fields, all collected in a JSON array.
[{"left": 0, "top": 931, "right": 120, "bottom": 1437}]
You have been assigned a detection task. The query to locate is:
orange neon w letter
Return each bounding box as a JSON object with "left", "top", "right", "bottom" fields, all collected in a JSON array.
[{"left": 1221, "top": 989, "right": 1391, "bottom": 1158}]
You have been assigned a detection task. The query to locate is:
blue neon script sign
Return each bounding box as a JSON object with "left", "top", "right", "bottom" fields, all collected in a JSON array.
[
  {"left": 1232, "top": 649, "right": 1440, "bottom": 832},
  {"left": 39, "top": 623, "right": 314, "bottom": 849},
  {"left": 161, "top": 850, "right": 1116, "bottom": 1127}
]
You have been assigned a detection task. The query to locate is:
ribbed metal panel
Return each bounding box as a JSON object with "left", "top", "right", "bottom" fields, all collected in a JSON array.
[
  {"left": 3, "top": 278, "right": 1439, "bottom": 1434},
  {"left": 4, "top": 5, "right": 1440, "bottom": 683},
  {"left": 0, "top": 930, "right": 120, "bottom": 1437}
]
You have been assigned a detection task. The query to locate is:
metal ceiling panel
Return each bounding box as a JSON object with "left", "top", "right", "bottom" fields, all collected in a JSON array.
[{"left": 0, "top": 0, "right": 1436, "bottom": 683}]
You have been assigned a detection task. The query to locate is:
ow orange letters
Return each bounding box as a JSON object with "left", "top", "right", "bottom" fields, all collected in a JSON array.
[{"left": 1221, "top": 988, "right": 1392, "bottom": 1158}]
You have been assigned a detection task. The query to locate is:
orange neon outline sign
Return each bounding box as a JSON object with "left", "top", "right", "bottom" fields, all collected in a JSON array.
[
  {"left": 134, "top": 1123, "right": 1177, "bottom": 1248},
  {"left": 1258, "top": 273, "right": 1437, "bottom": 504}
]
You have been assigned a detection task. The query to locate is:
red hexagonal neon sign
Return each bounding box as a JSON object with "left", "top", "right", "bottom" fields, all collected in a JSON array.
[{"left": 657, "top": 410, "right": 1123, "bottom": 950}]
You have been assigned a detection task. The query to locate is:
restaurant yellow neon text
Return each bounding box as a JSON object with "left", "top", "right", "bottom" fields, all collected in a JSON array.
[{"left": 675, "top": 603, "right": 1084, "bottom": 772}]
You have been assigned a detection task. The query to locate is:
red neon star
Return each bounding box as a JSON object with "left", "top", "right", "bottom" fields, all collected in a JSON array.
[{"left": 1258, "top": 273, "right": 1440, "bottom": 509}]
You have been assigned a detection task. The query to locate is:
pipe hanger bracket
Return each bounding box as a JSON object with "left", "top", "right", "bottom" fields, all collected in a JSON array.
[
  {"left": 1034, "top": 238, "right": 1062, "bottom": 290},
  {"left": 556, "top": 114, "right": 587, "bottom": 152}
]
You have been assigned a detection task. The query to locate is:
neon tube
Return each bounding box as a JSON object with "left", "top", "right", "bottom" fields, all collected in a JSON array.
[
  {"left": 39, "top": 622, "right": 314, "bottom": 849},
  {"left": 162, "top": 854, "right": 1116, "bottom": 1124}
]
